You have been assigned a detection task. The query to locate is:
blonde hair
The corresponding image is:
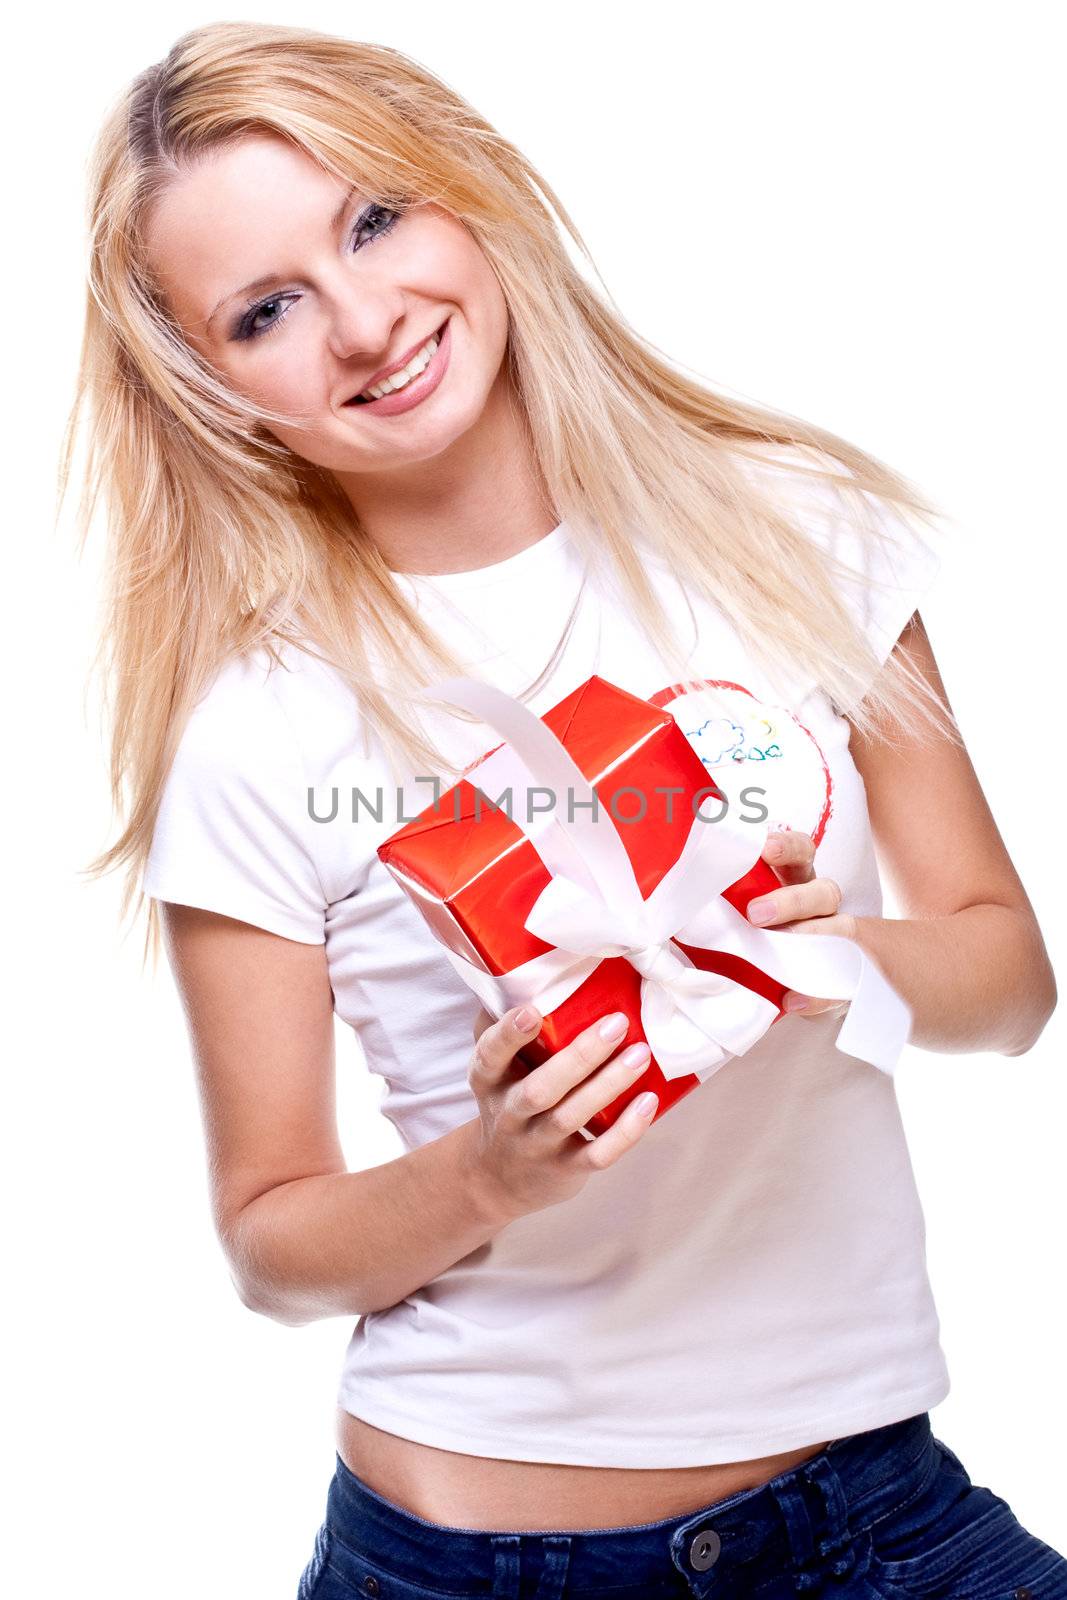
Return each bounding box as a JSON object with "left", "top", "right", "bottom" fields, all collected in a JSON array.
[{"left": 61, "top": 20, "right": 961, "bottom": 958}]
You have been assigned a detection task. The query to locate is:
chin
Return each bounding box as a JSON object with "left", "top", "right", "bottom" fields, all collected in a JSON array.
[{"left": 334, "top": 398, "right": 489, "bottom": 465}]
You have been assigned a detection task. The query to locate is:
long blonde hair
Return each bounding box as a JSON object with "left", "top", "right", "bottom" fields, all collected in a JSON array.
[{"left": 61, "top": 20, "right": 960, "bottom": 956}]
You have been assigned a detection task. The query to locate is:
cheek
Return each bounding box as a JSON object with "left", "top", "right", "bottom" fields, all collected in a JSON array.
[
  {"left": 234, "top": 346, "right": 324, "bottom": 414},
  {"left": 225, "top": 343, "right": 336, "bottom": 464},
  {"left": 420, "top": 213, "right": 508, "bottom": 331},
  {"left": 462, "top": 248, "right": 508, "bottom": 330}
]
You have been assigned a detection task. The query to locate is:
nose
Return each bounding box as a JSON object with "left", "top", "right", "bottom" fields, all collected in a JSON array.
[{"left": 324, "top": 281, "right": 406, "bottom": 368}]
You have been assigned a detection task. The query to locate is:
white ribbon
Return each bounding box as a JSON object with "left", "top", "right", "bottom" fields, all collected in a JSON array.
[{"left": 414, "top": 676, "right": 912, "bottom": 1083}]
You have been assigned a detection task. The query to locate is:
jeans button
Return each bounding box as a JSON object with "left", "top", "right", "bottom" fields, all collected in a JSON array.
[
  {"left": 689, "top": 1528, "right": 722, "bottom": 1571},
  {"left": 363, "top": 1578, "right": 380, "bottom": 1596}
]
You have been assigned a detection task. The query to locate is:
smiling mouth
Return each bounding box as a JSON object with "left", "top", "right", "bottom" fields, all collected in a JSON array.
[{"left": 345, "top": 320, "right": 450, "bottom": 405}]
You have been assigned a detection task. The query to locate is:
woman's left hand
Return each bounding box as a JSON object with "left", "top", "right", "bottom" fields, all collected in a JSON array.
[{"left": 746, "top": 828, "right": 858, "bottom": 1019}]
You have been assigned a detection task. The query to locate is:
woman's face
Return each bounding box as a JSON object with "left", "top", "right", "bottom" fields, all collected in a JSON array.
[{"left": 143, "top": 133, "right": 511, "bottom": 476}]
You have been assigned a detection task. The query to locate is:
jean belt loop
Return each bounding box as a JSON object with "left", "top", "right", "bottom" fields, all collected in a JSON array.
[
  {"left": 804, "top": 1455, "right": 857, "bottom": 1578},
  {"left": 768, "top": 1451, "right": 856, "bottom": 1596},
  {"left": 534, "top": 1535, "right": 573, "bottom": 1599},
  {"left": 767, "top": 1473, "right": 822, "bottom": 1595},
  {"left": 490, "top": 1534, "right": 522, "bottom": 1600}
]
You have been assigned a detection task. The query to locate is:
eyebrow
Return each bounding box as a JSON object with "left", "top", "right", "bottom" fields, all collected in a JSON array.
[{"left": 206, "top": 182, "right": 359, "bottom": 334}]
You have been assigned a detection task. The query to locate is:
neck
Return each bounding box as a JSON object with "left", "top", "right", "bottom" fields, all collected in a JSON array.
[{"left": 332, "top": 368, "right": 558, "bottom": 576}]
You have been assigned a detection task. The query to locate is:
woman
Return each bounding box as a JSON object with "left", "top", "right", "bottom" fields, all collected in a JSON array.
[{"left": 67, "top": 20, "right": 1064, "bottom": 1600}]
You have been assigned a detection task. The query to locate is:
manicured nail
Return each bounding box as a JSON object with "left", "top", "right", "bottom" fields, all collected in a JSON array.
[
  {"left": 598, "top": 1012, "right": 628, "bottom": 1042},
  {"left": 783, "top": 994, "right": 810, "bottom": 1013},
  {"left": 764, "top": 836, "right": 785, "bottom": 860},
  {"left": 617, "top": 1042, "right": 651, "bottom": 1072},
  {"left": 631, "top": 1091, "right": 659, "bottom": 1119},
  {"left": 748, "top": 897, "right": 777, "bottom": 924},
  {"left": 514, "top": 1007, "right": 540, "bottom": 1030}
]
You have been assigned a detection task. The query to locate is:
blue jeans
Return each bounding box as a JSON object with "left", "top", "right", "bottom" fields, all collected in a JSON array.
[{"left": 296, "top": 1411, "right": 1067, "bottom": 1598}]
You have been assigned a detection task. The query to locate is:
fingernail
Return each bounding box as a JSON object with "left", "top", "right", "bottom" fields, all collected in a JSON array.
[
  {"left": 764, "top": 836, "right": 784, "bottom": 860},
  {"left": 598, "top": 1011, "right": 628, "bottom": 1041},
  {"left": 617, "top": 1042, "right": 651, "bottom": 1071},
  {"left": 783, "top": 994, "right": 810, "bottom": 1013},
  {"left": 514, "top": 1007, "right": 540, "bottom": 1030},
  {"left": 748, "top": 897, "right": 776, "bottom": 924},
  {"left": 631, "top": 1091, "right": 659, "bottom": 1119}
]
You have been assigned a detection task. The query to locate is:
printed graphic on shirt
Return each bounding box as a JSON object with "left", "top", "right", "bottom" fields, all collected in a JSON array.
[
  {"left": 451, "top": 674, "right": 835, "bottom": 856},
  {"left": 648, "top": 678, "right": 834, "bottom": 849}
]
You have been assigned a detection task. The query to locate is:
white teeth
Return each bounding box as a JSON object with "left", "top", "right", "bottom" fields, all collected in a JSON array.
[{"left": 359, "top": 331, "right": 440, "bottom": 402}]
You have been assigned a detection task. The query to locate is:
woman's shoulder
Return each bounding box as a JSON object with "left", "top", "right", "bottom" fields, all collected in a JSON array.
[
  {"left": 188, "top": 637, "right": 357, "bottom": 718},
  {"left": 733, "top": 439, "right": 878, "bottom": 531},
  {"left": 175, "top": 639, "right": 364, "bottom": 778},
  {"left": 146, "top": 640, "right": 370, "bottom": 939},
  {"left": 733, "top": 438, "right": 942, "bottom": 552},
  {"left": 735, "top": 440, "right": 945, "bottom": 622}
]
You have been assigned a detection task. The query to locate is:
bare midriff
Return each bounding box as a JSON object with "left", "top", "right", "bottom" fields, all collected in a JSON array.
[{"left": 337, "top": 1407, "right": 831, "bottom": 1531}]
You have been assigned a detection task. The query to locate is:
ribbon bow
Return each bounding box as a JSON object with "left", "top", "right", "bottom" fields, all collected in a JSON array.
[{"left": 416, "top": 676, "right": 911, "bottom": 1083}]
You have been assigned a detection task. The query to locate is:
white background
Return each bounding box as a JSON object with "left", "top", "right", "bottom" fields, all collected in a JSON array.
[{"left": 6, "top": 2, "right": 1065, "bottom": 1594}]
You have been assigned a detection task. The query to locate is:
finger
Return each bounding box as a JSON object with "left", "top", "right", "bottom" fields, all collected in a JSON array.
[
  {"left": 761, "top": 829, "right": 816, "bottom": 885},
  {"left": 507, "top": 1010, "right": 639, "bottom": 1121},
  {"left": 747, "top": 876, "right": 843, "bottom": 926},
  {"left": 576, "top": 1088, "right": 660, "bottom": 1170},
  {"left": 541, "top": 1038, "right": 653, "bottom": 1140},
  {"left": 468, "top": 1005, "right": 543, "bottom": 1091},
  {"left": 785, "top": 911, "right": 859, "bottom": 942},
  {"left": 782, "top": 991, "right": 851, "bottom": 1019}
]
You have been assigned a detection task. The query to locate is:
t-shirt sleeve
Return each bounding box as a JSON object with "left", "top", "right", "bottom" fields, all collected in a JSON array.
[
  {"left": 142, "top": 655, "right": 328, "bottom": 944},
  {"left": 815, "top": 489, "right": 943, "bottom": 672},
  {"left": 752, "top": 446, "right": 946, "bottom": 708}
]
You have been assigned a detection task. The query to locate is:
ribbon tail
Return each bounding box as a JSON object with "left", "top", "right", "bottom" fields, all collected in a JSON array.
[
  {"left": 676, "top": 898, "right": 912, "bottom": 1075},
  {"left": 832, "top": 945, "right": 913, "bottom": 1075}
]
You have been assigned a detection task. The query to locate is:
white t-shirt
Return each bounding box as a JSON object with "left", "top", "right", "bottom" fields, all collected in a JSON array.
[{"left": 144, "top": 452, "right": 951, "bottom": 1466}]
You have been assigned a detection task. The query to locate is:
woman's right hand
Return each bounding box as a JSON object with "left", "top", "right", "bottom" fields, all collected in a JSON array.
[{"left": 463, "top": 1005, "right": 658, "bottom": 1220}]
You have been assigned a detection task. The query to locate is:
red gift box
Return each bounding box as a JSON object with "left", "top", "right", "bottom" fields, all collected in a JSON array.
[{"left": 377, "top": 675, "right": 788, "bottom": 1136}]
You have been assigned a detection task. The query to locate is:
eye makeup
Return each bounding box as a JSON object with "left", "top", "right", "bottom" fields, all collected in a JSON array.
[{"left": 230, "top": 203, "right": 401, "bottom": 343}]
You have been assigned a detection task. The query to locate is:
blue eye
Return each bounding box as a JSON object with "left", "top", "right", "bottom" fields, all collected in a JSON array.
[{"left": 233, "top": 203, "right": 401, "bottom": 342}]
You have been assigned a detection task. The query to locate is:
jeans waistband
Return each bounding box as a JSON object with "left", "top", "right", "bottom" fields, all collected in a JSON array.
[{"left": 325, "top": 1410, "right": 936, "bottom": 1594}]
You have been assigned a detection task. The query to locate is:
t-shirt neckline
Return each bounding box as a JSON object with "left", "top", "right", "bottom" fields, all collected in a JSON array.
[{"left": 392, "top": 520, "right": 572, "bottom": 595}]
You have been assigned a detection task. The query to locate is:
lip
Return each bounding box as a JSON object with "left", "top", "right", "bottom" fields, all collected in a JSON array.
[{"left": 344, "top": 318, "right": 452, "bottom": 415}]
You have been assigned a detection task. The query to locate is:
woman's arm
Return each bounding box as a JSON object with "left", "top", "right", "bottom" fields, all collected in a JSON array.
[
  {"left": 844, "top": 613, "right": 1055, "bottom": 1056},
  {"left": 161, "top": 903, "right": 514, "bottom": 1328}
]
